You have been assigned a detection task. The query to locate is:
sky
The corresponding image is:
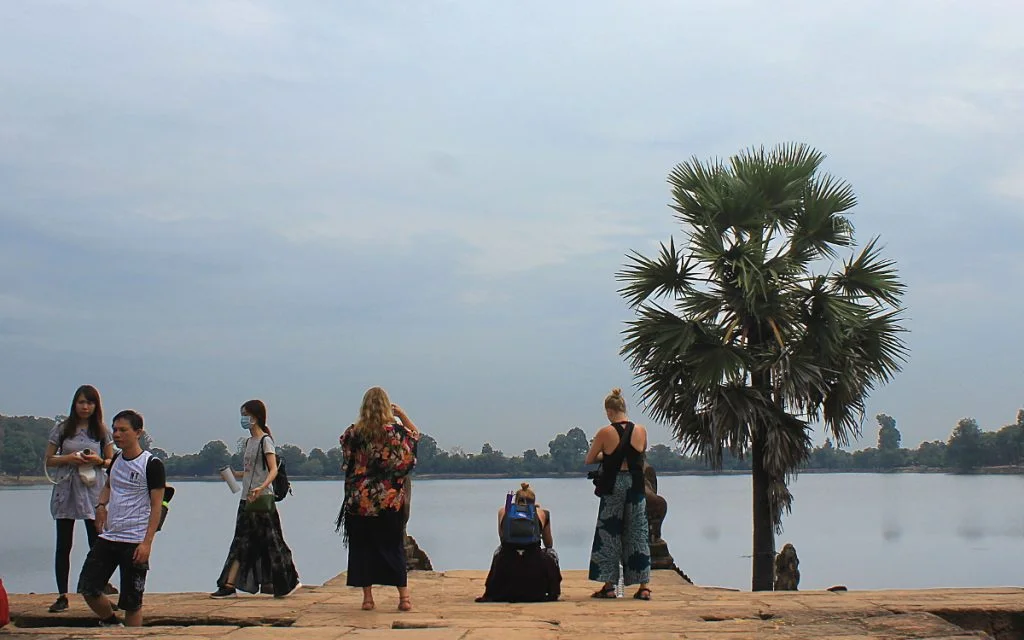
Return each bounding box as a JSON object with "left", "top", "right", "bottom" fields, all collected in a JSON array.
[{"left": 1, "top": 1, "right": 1022, "bottom": 457}]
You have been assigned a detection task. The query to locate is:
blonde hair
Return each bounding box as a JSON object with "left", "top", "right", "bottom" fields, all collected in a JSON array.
[
  {"left": 355, "top": 386, "right": 395, "bottom": 442},
  {"left": 604, "top": 387, "right": 627, "bottom": 414},
  {"left": 514, "top": 482, "right": 536, "bottom": 505}
]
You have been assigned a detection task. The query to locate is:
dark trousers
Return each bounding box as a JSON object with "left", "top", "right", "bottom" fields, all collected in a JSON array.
[{"left": 55, "top": 519, "right": 98, "bottom": 595}]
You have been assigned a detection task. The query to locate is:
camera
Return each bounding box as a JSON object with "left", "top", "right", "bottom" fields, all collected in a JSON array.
[
  {"left": 586, "top": 469, "right": 600, "bottom": 480},
  {"left": 82, "top": 448, "right": 92, "bottom": 456}
]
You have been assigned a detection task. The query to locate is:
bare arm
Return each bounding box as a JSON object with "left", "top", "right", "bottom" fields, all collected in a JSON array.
[
  {"left": 94, "top": 474, "right": 112, "bottom": 531},
  {"left": 99, "top": 441, "right": 115, "bottom": 470},
  {"left": 541, "top": 509, "right": 553, "bottom": 548},
  {"left": 584, "top": 428, "right": 608, "bottom": 465},
  {"left": 392, "top": 404, "right": 419, "bottom": 437},
  {"left": 497, "top": 508, "right": 504, "bottom": 541},
  {"left": 45, "top": 442, "right": 84, "bottom": 467},
  {"left": 631, "top": 424, "right": 648, "bottom": 453},
  {"left": 133, "top": 487, "right": 165, "bottom": 564}
]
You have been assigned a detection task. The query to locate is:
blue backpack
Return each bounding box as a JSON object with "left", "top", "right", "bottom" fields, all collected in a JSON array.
[{"left": 502, "top": 493, "right": 541, "bottom": 547}]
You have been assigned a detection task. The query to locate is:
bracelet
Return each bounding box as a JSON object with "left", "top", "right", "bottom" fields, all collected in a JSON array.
[{"left": 96, "top": 503, "right": 107, "bottom": 509}]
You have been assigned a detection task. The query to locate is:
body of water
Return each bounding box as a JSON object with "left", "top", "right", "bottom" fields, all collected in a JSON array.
[{"left": 2, "top": 473, "right": 1023, "bottom": 594}]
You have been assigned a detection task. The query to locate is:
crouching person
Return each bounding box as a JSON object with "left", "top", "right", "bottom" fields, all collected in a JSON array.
[
  {"left": 476, "top": 483, "right": 561, "bottom": 603},
  {"left": 78, "top": 410, "right": 165, "bottom": 627}
]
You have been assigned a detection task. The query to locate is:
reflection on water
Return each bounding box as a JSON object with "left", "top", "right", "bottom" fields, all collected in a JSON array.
[{"left": 3, "top": 473, "right": 1024, "bottom": 594}]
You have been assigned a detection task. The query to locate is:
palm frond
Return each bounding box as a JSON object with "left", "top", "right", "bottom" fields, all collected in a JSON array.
[
  {"left": 616, "top": 237, "right": 695, "bottom": 308},
  {"left": 832, "top": 237, "right": 905, "bottom": 306}
]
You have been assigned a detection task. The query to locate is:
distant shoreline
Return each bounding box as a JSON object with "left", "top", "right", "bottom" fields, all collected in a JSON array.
[{"left": 4, "top": 466, "right": 1022, "bottom": 487}]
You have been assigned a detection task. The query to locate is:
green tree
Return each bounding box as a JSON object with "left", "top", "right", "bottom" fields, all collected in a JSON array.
[
  {"left": 2, "top": 430, "right": 39, "bottom": 478},
  {"left": 875, "top": 413, "right": 903, "bottom": 469},
  {"left": 197, "top": 440, "right": 231, "bottom": 475},
  {"left": 876, "top": 413, "right": 900, "bottom": 450},
  {"left": 277, "top": 444, "right": 307, "bottom": 468},
  {"left": 325, "top": 446, "right": 345, "bottom": 475},
  {"left": 548, "top": 427, "right": 589, "bottom": 472},
  {"left": 617, "top": 143, "right": 907, "bottom": 590},
  {"left": 912, "top": 440, "right": 946, "bottom": 468},
  {"left": 947, "top": 418, "right": 983, "bottom": 472}
]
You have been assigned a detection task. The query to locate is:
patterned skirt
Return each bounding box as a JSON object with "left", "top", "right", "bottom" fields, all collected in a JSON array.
[
  {"left": 588, "top": 472, "right": 651, "bottom": 586},
  {"left": 217, "top": 501, "right": 300, "bottom": 596}
]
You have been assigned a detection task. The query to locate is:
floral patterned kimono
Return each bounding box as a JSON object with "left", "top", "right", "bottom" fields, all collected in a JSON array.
[{"left": 337, "top": 422, "right": 418, "bottom": 587}]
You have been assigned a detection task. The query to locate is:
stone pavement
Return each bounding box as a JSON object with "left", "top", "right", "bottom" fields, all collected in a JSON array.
[{"left": 4, "top": 570, "right": 1023, "bottom": 639}]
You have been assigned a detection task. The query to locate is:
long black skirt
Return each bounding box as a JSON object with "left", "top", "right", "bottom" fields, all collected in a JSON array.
[
  {"left": 345, "top": 509, "right": 407, "bottom": 588},
  {"left": 217, "top": 501, "right": 300, "bottom": 596}
]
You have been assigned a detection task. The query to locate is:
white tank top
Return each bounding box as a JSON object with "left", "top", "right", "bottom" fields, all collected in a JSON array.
[{"left": 103, "top": 450, "right": 154, "bottom": 543}]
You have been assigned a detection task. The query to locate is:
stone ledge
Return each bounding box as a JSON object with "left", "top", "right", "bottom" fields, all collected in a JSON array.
[{"left": 5, "top": 571, "right": 1024, "bottom": 639}]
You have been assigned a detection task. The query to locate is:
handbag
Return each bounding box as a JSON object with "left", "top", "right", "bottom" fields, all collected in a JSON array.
[{"left": 244, "top": 493, "right": 276, "bottom": 513}]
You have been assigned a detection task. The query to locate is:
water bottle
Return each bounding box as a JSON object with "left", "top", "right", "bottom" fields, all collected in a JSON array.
[{"left": 616, "top": 565, "right": 624, "bottom": 598}]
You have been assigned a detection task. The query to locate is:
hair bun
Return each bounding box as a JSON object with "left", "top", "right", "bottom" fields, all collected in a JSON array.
[
  {"left": 520, "top": 482, "right": 530, "bottom": 491},
  {"left": 611, "top": 387, "right": 623, "bottom": 396}
]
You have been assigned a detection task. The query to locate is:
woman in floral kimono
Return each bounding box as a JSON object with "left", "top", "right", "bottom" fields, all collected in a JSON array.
[{"left": 336, "top": 387, "right": 420, "bottom": 612}]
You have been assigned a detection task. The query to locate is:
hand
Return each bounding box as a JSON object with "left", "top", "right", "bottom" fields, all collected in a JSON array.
[
  {"left": 95, "top": 506, "right": 107, "bottom": 531},
  {"left": 247, "top": 487, "right": 262, "bottom": 502},
  {"left": 132, "top": 541, "right": 152, "bottom": 565},
  {"left": 82, "top": 453, "right": 104, "bottom": 466},
  {"left": 391, "top": 403, "right": 405, "bottom": 417},
  {"left": 67, "top": 452, "right": 87, "bottom": 466}
]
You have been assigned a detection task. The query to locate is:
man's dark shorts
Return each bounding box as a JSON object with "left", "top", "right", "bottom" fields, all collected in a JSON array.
[{"left": 77, "top": 538, "right": 149, "bottom": 612}]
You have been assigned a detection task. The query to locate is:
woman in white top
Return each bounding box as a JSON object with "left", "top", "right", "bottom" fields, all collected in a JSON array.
[
  {"left": 210, "top": 399, "right": 300, "bottom": 599},
  {"left": 43, "top": 385, "right": 115, "bottom": 613}
]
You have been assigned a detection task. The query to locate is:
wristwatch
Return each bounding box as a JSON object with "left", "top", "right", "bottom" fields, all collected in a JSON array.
[{"left": 95, "top": 503, "right": 107, "bottom": 510}]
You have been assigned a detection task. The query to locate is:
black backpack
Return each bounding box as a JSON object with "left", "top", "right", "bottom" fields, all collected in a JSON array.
[{"left": 260, "top": 435, "right": 292, "bottom": 502}]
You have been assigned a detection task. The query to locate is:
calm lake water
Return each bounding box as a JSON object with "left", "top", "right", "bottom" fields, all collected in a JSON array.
[{"left": 2, "top": 473, "right": 1024, "bottom": 594}]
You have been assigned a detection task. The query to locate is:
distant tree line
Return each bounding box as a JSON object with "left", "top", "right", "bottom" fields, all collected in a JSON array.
[{"left": 2, "top": 410, "right": 1024, "bottom": 479}]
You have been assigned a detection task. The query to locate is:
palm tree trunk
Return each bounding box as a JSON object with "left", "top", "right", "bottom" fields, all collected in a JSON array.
[{"left": 751, "top": 432, "right": 775, "bottom": 591}]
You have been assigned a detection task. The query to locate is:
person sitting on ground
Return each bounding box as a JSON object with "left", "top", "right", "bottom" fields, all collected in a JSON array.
[{"left": 475, "top": 482, "right": 561, "bottom": 603}]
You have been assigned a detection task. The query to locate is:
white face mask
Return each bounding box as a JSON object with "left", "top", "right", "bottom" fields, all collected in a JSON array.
[{"left": 241, "top": 415, "right": 253, "bottom": 430}]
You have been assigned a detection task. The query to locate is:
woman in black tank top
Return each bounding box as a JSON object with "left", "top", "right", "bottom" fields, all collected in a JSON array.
[{"left": 583, "top": 388, "right": 652, "bottom": 600}]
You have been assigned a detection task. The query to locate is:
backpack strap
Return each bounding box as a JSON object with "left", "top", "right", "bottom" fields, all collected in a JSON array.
[{"left": 259, "top": 435, "right": 272, "bottom": 470}]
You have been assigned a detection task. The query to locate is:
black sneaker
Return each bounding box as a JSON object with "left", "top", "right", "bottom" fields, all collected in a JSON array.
[
  {"left": 274, "top": 582, "right": 302, "bottom": 599},
  {"left": 210, "top": 586, "right": 237, "bottom": 599},
  {"left": 48, "top": 595, "right": 69, "bottom": 613}
]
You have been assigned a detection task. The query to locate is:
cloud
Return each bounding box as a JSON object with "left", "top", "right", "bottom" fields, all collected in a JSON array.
[{"left": 1, "top": 0, "right": 1024, "bottom": 456}]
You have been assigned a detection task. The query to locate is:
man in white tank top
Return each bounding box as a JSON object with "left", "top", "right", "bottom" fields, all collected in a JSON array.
[{"left": 77, "top": 410, "right": 165, "bottom": 627}]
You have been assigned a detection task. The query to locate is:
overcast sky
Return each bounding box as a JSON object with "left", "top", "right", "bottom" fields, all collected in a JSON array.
[{"left": 1, "top": 1, "right": 1022, "bottom": 457}]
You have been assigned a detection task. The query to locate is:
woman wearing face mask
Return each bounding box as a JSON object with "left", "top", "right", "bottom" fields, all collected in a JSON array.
[
  {"left": 43, "top": 385, "right": 116, "bottom": 613},
  {"left": 210, "top": 400, "right": 300, "bottom": 599}
]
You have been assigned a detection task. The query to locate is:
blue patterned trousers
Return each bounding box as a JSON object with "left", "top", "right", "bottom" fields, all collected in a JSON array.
[{"left": 588, "top": 473, "right": 651, "bottom": 585}]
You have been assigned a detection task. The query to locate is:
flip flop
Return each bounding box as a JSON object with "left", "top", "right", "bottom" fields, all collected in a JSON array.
[
  {"left": 591, "top": 585, "right": 617, "bottom": 598},
  {"left": 633, "top": 587, "right": 652, "bottom": 600}
]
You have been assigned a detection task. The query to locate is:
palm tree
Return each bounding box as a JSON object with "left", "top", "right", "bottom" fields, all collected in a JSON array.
[{"left": 617, "top": 143, "right": 907, "bottom": 591}]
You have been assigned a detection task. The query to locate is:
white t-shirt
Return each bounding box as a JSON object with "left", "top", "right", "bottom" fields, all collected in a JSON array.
[
  {"left": 242, "top": 435, "right": 276, "bottom": 498},
  {"left": 102, "top": 451, "right": 166, "bottom": 544}
]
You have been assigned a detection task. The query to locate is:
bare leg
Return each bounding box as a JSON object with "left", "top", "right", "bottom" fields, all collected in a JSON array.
[
  {"left": 83, "top": 594, "right": 114, "bottom": 620},
  {"left": 224, "top": 561, "right": 239, "bottom": 587},
  {"left": 398, "top": 586, "right": 411, "bottom": 611},
  {"left": 124, "top": 609, "right": 143, "bottom": 627}
]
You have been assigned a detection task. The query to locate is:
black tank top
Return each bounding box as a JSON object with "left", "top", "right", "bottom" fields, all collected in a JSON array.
[{"left": 599, "top": 421, "right": 645, "bottom": 493}]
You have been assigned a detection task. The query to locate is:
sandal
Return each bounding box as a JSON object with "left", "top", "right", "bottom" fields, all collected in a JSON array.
[
  {"left": 633, "top": 587, "right": 652, "bottom": 600},
  {"left": 591, "top": 584, "right": 617, "bottom": 599},
  {"left": 398, "top": 596, "right": 412, "bottom": 612},
  {"left": 361, "top": 597, "right": 375, "bottom": 611}
]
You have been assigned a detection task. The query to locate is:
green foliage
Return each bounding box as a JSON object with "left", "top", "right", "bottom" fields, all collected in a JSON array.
[
  {"left": 2, "top": 430, "right": 40, "bottom": 478},
  {"left": 617, "top": 143, "right": 908, "bottom": 589},
  {"left": 947, "top": 418, "right": 983, "bottom": 472}
]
